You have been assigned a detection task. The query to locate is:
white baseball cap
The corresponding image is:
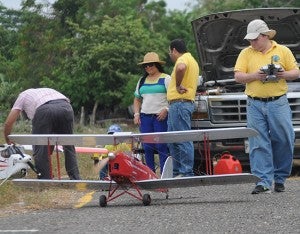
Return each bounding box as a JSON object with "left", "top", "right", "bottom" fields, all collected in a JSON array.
[{"left": 244, "top": 19, "right": 276, "bottom": 40}]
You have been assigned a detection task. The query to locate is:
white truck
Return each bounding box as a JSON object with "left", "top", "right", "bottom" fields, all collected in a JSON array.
[{"left": 191, "top": 8, "right": 300, "bottom": 173}]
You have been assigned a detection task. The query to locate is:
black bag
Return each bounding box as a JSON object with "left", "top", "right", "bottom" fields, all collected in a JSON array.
[{"left": 0, "top": 145, "right": 24, "bottom": 158}]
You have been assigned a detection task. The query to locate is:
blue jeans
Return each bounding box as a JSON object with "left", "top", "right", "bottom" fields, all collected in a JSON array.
[
  {"left": 140, "top": 113, "right": 169, "bottom": 173},
  {"left": 167, "top": 101, "right": 195, "bottom": 177},
  {"left": 99, "top": 164, "right": 108, "bottom": 180},
  {"left": 247, "top": 95, "right": 294, "bottom": 188}
]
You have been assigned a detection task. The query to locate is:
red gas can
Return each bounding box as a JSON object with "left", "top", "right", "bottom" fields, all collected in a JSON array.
[{"left": 213, "top": 152, "right": 242, "bottom": 175}]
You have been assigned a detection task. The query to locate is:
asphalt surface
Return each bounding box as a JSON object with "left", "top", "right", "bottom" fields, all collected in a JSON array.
[{"left": 0, "top": 177, "right": 299, "bottom": 234}]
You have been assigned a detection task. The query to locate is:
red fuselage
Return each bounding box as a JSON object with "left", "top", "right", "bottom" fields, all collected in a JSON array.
[{"left": 109, "top": 152, "right": 158, "bottom": 184}]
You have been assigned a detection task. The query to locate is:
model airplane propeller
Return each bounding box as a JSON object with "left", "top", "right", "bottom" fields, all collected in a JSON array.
[{"left": 6, "top": 127, "right": 260, "bottom": 207}]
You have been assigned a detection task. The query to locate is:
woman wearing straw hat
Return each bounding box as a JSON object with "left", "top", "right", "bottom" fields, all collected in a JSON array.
[{"left": 133, "top": 52, "right": 171, "bottom": 174}]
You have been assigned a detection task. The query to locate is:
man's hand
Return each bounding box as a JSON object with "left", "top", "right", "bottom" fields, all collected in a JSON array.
[
  {"left": 176, "top": 85, "right": 188, "bottom": 94},
  {"left": 276, "top": 68, "right": 286, "bottom": 79},
  {"left": 257, "top": 70, "right": 268, "bottom": 82},
  {"left": 157, "top": 108, "right": 168, "bottom": 121}
]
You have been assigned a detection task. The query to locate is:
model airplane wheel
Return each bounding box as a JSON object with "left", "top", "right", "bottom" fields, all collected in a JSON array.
[
  {"left": 20, "top": 168, "right": 27, "bottom": 177},
  {"left": 99, "top": 195, "right": 107, "bottom": 207},
  {"left": 142, "top": 194, "right": 151, "bottom": 206}
]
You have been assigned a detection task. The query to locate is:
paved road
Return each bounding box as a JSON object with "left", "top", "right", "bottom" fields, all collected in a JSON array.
[{"left": 0, "top": 178, "right": 299, "bottom": 233}]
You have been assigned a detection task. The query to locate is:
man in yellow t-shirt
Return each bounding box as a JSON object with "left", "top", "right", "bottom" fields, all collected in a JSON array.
[
  {"left": 167, "top": 38, "right": 199, "bottom": 177},
  {"left": 234, "top": 19, "right": 299, "bottom": 194}
]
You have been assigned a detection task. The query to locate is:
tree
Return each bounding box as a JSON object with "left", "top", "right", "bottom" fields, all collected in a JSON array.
[
  {"left": 12, "top": 1, "right": 66, "bottom": 89},
  {"left": 44, "top": 14, "right": 167, "bottom": 123},
  {"left": 0, "top": 7, "right": 26, "bottom": 120}
]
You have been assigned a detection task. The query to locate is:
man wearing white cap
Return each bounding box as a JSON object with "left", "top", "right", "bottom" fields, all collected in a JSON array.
[{"left": 234, "top": 19, "right": 299, "bottom": 194}]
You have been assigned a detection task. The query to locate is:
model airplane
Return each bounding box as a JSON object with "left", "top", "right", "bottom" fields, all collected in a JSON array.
[
  {"left": 0, "top": 144, "right": 40, "bottom": 182},
  {"left": 8, "top": 127, "right": 260, "bottom": 207}
]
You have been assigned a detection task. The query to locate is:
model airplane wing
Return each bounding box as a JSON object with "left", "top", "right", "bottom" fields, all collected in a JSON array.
[
  {"left": 12, "top": 179, "right": 117, "bottom": 191},
  {"left": 9, "top": 134, "right": 115, "bottom": 146},
  {"left": 9, "top": 127, "right": 258, "bottom": 146},
  {"left": 135, "top": 173, "right": 260, "bottom": 190},
  {"left": 12, "top": 173, "right": 259, "bottom": 191},
  {"left": 132, "top": 127, "right": 257, "bottom": 143},
  {"left": 21, "top": 145, "right": 108, "bottom": 154}
]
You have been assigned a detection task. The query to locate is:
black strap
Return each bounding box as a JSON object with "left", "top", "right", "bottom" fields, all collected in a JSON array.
[{"left": 138, "top": 75, "right": 147, "bottom": 96}]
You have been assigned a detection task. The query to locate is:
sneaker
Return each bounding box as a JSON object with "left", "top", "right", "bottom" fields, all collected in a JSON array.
[
  {"left": 251, "top": 185, "right": 271, "bottom": 194},
  {"left": 274, "top": 183, "right": 285, "bottom": 192}
]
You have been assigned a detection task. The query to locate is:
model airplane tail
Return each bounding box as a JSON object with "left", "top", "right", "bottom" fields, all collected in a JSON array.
[{"left": 161, "top": 156, "right": 173, "bottom": 179}]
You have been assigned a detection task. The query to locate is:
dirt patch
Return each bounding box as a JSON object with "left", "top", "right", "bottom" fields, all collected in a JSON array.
[{"left": 0, "top": 189, "right": 87, "bottom": 218}]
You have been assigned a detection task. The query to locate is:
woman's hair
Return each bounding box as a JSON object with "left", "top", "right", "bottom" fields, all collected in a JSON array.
[
  {"left": 170, "top": 38, "right": 187, "bottom": 53},
  {"left": 155, "top": 63, "right": 165, "bottom": 73}
]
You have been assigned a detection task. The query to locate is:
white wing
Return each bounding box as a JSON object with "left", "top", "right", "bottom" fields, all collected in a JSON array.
[
  {"left": 9, "top": 127, "right": 258, "bottom": 146},
  {"left": 12, "top": 173, "right": 259, "bottom": 191}
]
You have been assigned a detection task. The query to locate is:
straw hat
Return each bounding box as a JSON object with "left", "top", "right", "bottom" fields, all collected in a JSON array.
[
  {"left": 138, "top": 52, "right": 166, "bottom": 65},
  {"left": 244, "top": 19, "right": 276, "bottom": 40}
]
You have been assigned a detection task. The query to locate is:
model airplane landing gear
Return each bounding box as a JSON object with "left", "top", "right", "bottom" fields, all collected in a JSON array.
[
  {"left": 142, "top": 193, "right": 151, "bottom": 206},
  {"left": 98, "top": 182, "right": 153, "bottom": 207},
  {"left": 99, "top": 191, "right": 152, "bottom": 207},
  {"left": 99, "top": 195, "right": 107, "bottom": 207}
]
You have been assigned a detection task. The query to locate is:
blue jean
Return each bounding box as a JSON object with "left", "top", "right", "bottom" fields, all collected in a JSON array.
[
  {"left": 140, "top": 113, "right": 169, "bottom": 173},
  {"left": 167, "top": 101, "right": 195, "bottom": 177},
  {"left": 99, "top": 164, "right": 108, "bottom": 180},
  {"left": 247, "top": 95, "right": 294, "bottom": 188}
]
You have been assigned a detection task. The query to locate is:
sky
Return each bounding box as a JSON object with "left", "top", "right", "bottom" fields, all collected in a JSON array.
[{"left": 0, "top": 0, "right": 192, "bottom": 11}]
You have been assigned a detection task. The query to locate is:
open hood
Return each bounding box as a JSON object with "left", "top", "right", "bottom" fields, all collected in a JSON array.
[{"left": 191, "top": 8, "right": 300, "bottom": 82}]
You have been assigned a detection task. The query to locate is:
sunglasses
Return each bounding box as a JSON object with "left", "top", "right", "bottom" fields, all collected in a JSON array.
[{"left": 142, "top": 63, "right": 155, "bottom": 68}]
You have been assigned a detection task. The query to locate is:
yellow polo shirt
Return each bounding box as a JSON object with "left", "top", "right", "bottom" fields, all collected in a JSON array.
[
  {"left": 234, "top": 41, "right": 299, "bottom": 97},
  {"left": 167, "top": 52, "right": 199, "bottom": 101}
]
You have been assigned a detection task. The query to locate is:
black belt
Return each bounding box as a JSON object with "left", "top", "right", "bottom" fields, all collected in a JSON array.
[
  {"left": 169, "top": 99, "right": 194, "bottom": 105},
  {"left": 43, "top": 99, "right": 68, "bottom": 105},
  {"left": 140, "top": 113, "right": 158, "bottom": 117},
  {"left": 247, "top": 94, "right": 285, "bottom": 102}
]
